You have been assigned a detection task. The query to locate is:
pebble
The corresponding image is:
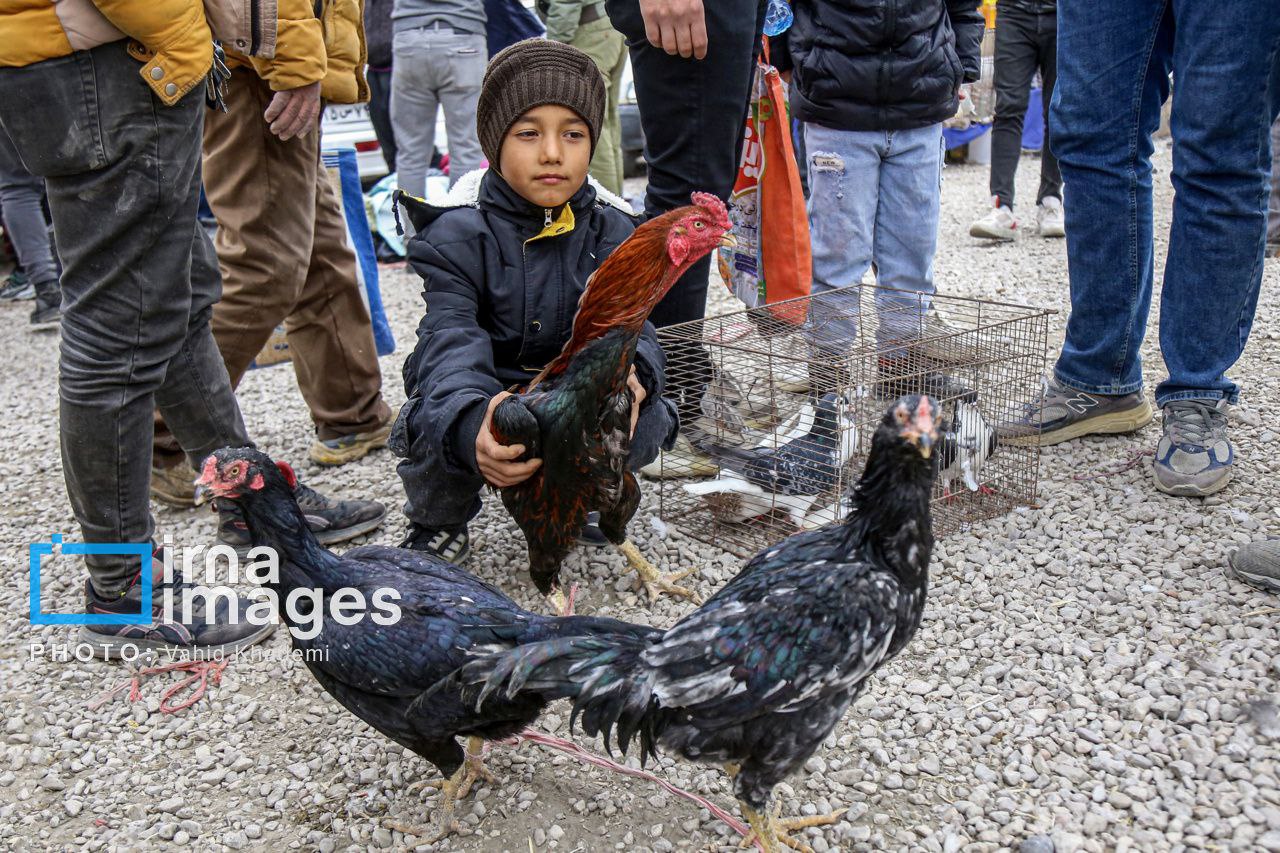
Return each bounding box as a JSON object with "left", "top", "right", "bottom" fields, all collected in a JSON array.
[{"left": 1020, "top": 834, "right": 1055, "bottom": 853}]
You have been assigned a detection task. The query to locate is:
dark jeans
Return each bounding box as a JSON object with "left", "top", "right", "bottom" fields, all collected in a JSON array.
[
  {"left": 396, "top": 396, "right": 676, "bottom": 530},
  {"left": 604, "top": 0, "right": 764, "bottom": 423},
  {"left": 0, "top": 41, "right": 253, "bottom": 594},
  {"left": 0, "top": 125, "right": 59, "bottom": 289},
  {"left": 367, "top": 66, "right": 397, "bottom": 174},
  {"left": 1049, "top": 0, "right": 1280, "bottom": 406},
  {"left": 990, "top": 4, "right": 1060, "bottom": 209}
]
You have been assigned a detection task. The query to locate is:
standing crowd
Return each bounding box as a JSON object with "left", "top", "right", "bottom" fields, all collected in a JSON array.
[{"left": 0, "top": 0, "right": 1277, "bottom": 655}]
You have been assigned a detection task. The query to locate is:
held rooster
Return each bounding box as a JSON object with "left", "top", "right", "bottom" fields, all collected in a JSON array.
[
  {"left": 492, "top": 192, "right": 733, "bottom": 611},
  {"left": 447, "top": 395, "right": 942, "bottom": 852},
  {"left": 195, "top": 447, "right": 661, "bottom": 843}
]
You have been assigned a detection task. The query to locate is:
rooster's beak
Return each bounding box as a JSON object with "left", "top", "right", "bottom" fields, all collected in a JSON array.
[
  {"left": 719, "top": 233, "right": 737, "bottom": 249},
  {"left": 917, "top": 432, "right": 933, "bottom": 459}
]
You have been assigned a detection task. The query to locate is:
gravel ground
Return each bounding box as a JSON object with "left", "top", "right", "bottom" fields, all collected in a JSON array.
[{"left": 2, "top": 142, "right": 1279, "bottom": 853}]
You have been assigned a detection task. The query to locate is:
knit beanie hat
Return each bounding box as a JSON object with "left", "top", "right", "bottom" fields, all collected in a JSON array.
[{"left": 477, "top": 39, "right": 606, "bottom": 173}]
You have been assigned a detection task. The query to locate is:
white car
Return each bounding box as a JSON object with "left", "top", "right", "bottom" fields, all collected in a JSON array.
[{"left": 321, "top": 99, "right": 451, "bottom": 185}]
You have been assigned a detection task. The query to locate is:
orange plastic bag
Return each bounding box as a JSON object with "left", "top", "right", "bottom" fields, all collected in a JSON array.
[{"left": 717, "top": 39, "right": 812, "bottom": 327}]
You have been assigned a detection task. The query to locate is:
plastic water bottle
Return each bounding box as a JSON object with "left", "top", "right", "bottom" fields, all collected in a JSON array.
[{"left": 762, "top": 0, "right": 793, "bottom": 37}]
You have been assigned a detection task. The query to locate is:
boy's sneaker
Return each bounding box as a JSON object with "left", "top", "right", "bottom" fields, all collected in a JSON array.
[
  {"left": 309, "top": 418, "right": 393, "bottom": 467},
  {"left": 578, "top": 511, "right": 609, "bottom": 547},
  {"left": 216, "top": 483, "right": 386, "bottom": 550},
  {"left": 969, "top": 198, "right": 1018, "bottom": 241},
  {"left": 998, "top": 376, "right": 1153, "bottom": 447},
  {"left": 639, "top": 433, "right": 720, "bottom": 480},
  {"left": 151, "top": 463, "right": 199, "bottom": 508},
  {"left": 78, "top": 568, "right": 275, "bottom": 660},
  {"left": 1227, "top": 539, "right": 1280, "bottom": 593},
  {"left": 1037, "top": 196, "right": 1065, "bottom": 238},
  {"left": 28, "top": 281, "right": 61, "bottom": 330},
  {"left": 0, "top": 270, "right": 34, "bottom": 301},
  {"left": 401, "top": 524, "right": 472, "bottom": 564},
  {"left": 1151, "top": 399, "right": 1233, "bottom": 496}
]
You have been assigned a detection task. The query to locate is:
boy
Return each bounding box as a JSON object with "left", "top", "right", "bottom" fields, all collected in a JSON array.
[
  {"left": 773, "top": 0, "right": 984, "bottom": 397},
  {"left": 392, "top": 39, "right": 677, "bottom": 563}
]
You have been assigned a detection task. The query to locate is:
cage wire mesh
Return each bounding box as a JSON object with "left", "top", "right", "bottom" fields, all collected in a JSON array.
[{"left": 650, "top": 284, "right": 1053, "bottom": 558}]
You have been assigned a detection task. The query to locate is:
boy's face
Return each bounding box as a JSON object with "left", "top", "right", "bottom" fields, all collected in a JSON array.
[{"left": 499, "top": 104, "right": 592, "bottom": 210}]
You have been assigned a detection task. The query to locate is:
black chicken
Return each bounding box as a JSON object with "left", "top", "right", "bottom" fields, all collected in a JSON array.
[
  {"left": 447, "top": 395, "right": 941, "bottom": 852},
  {"left": 195, "top": 447, "right": 660, "bottom": 843},
  {"left": 490, "top": 192, "right": 733, "bottom": 611}
]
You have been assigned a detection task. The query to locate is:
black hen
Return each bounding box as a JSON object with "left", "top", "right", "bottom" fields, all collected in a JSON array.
[
  {"left": 195, "top": 447, "right": 660, "bottom": 843},
  {"left": 447, "top": 395, "right": 941, "bottom": 851}
]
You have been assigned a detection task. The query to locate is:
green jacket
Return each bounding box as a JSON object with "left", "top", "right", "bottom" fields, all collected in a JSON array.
[{"left": 536, "top": 0, "right": 606, "bottom": 43}]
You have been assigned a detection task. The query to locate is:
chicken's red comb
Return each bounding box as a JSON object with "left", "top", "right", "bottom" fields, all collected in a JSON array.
[
  {"left": 690, "top": 191, "right": 730, "bottom": 228},
  {"left": 275, "top": 460, "right": 298, "bottom": 491}
]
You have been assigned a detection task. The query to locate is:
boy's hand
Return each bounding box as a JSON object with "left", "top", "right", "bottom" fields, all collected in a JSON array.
[
  {"left": 627, "top": 366, "right": 647, "bottom": 438},
  {"left": 639, "top": 0, "right": 708, "bottom": 60},
  {"left": 476, "top": 392, "right": 542, "bottom": 488}
]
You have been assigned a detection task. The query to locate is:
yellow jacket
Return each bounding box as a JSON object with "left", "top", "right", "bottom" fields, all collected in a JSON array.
[{"left": 226, "top": 0, "right": 368, "bottom": 104}]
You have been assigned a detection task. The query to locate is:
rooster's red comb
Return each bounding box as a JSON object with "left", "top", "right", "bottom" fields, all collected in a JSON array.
[{"left": 689, "top": 192, "right": 730, "bottom": 229}]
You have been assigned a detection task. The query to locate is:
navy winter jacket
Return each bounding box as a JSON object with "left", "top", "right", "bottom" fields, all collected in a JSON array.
[
  {"left": 397, "top": 170, "right": 671, "bottom": 476},
  {"left": 772, "top": 0, "right": 985, "bottom": 132}
]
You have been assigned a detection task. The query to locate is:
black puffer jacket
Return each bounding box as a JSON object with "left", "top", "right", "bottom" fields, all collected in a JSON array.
[
  {"left": 396, "top": 170, "right": 672, "bottom": 475},
  {"left": 773, "top": 0, "right": 985, "bottom": 132}
]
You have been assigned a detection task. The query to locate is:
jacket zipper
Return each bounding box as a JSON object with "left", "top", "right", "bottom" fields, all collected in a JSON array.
[{"left": 544, "top": 208, "right": 553, "bottom": 228}]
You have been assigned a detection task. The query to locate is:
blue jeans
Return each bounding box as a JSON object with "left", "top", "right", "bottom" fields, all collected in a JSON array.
[
  {"left": 802, "top": 122, "right": 944, "bottom": 355},
  {"left": 1050, "top": 0, "right": 1280, "bottom": 407}
]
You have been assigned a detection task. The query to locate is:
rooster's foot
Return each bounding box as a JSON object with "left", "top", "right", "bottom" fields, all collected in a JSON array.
[
  {"left": 545, "top": 584, "right": 578, "bottom": 617},
  {"left": 738, "top": 800, "right": 848, "bottom": 853},
  {"left": 977, "top": 484, "right": 997, "bottom": 496},
  {"left": 617, "top": 539, "right": 702, "bottom": 605},
  {"left": 455, "top": 737, "right": 498, "bottom": 799},
  {"left": 382, "top": 818, "right": 463, "bottom": 846},
  {"left": 390, "top": 739, "right": 494, "bottom": 844}
]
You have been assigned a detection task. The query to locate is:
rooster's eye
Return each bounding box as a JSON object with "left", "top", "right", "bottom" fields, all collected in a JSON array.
[
  {"left": 895, "top": 408, "right": 909, "bottom": 425},
  {"left": 693, "top": 220, "right": 705, "bottom": 229}
]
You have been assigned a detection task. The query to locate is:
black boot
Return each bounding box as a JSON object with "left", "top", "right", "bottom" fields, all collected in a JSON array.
[{"left": 28, "top": 278, "right": 61, "bottom": 330}]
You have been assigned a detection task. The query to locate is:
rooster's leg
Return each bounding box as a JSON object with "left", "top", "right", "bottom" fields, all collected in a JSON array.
[
  {"left": 736, "top": 799, "right": 849, "bottom": 853},
  {"left": 616, "top": 539, "right": 701, "bottom": 605},
  {"left": 386, "top": 737, "right": 496, "bottom": 843},
  {"left": 545, "top": 584, "right": 577, "bottom": 617}
]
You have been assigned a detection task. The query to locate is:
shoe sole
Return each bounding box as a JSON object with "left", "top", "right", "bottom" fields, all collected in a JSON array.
[
  {"left": 1226, "top": 550, "right": 1280, "bottom": 593},
  {"left": 1039, "top": 228, "right": 1065, "bottom": 238},
  {"left": 76, "top": 622, "right": 275, "bottom": 661},
  {"left": 222, "top": 509, "right": 388, "bottom": 556},
  {"left": 28, "top": 318, "right": 61, "bottom": 332},
  {"left": 1001, "top": 400, "right": 1154, "bottom": 447},
  {"left": 969, "top": 225, "right": 1017, "bottom": 241},
  {"left": 308, "top": 424, "right": 392, "bottom": 466},
  {"left": 1152, "top": 466, "right": 1232, "bottom": 498},
  {"left": 151, "top": 485, "right": 197, "bottom": 509}
]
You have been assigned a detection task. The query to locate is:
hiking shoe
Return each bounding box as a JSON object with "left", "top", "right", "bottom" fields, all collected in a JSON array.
[
  {"left": 578, "top": 511, "right": 609, "bottom": 547},
  {"left": 1037, "top": 196, "right": 1065, "bottom": 238},
  {"left": 0, "top": 270, "right": 34, "bottom": 301},
  {"left": 217, "top": 482, "right": 386, "bottom": 550},
  {"left": 912, "top": 304, "right": 982, "bottom": 367},
  {"left": 309, "top": 419, "right": 393, "bottom": 466},
  {"left": 151, "top": 463, "right": 199, "bottom": 508},
  {"left": 640, "top": 433, "right": 720, "bottom": 480},
  {"left": 1151, "top": 399, "right": 1233, "bottom": 496},
  {"left": 78, "top": 564, "right": 275, "bottom": 660},
  {"left": 874, "top": 357, "right": 975, "bottom": 402},
  {"left": 1227, "top": 539, "right": 1280, "bottom": 593},
  {"left": 28, "top": 282, "right": 61, "bottom": 330},
  {"left": 401, "top": 524, "right": 471, "bottom": 564},
  {"left": 998, "top": 376, "right": 1153, "bottom": 447},
  {"left": 969, "top": 198, "right": 1018, "bottom": 241}
]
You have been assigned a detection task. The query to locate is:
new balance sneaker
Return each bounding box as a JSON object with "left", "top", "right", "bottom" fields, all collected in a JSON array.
[
  {"left": 1037, "top": 196, "right": 1065, "bottom": 238},
  {"left": 151, "top": 463, "right": 199, "bottom": 508},
  {"left": 1151, "top": 399, "right": 1233, "bottom": 496},
  {"left": 998, "top": 376, "right": 1154, "bottom": 447},
  {"left": 79, "top": 567, "right": 275, "bottom": 659},
  {"left": 401, "top": 524, "right": 472, "bottom": 564},
  {"left": 969, "top": 198, "right": 1018, "bottom": 241},
  {"left": 578, "top": 511, "right": 609, "bottom": 547},
  {"left": 1227, "top": 539, "right": 1280, "bottom": 593},
  {"left": 309, "top": 419, "right": 393, "bottom": 467},
  {"left": 217, "top": 482, "right": 386, "bottom": 550},
  {"left": 0, "top": 270, "right": 34, "bottom": 301}
]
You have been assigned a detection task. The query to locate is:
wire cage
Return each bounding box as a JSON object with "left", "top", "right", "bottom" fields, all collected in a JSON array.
[{"left": 649, "top": 285, "right": 1054, "bottom": 558}]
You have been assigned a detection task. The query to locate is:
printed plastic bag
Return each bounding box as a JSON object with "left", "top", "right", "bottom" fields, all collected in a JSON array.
[{"left": 717, "top": 39, "right": 811, "bottom": 328}]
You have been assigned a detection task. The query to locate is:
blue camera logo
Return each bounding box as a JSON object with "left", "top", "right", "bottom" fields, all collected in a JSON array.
[{"left": 29, "top": 535, "right": 152, "bottom": 625}]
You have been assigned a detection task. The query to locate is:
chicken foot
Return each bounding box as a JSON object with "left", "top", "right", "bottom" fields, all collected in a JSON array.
[
  {"left": 384, "top": 736, "right": 496, "bottom": 843},
  {"left": 737, "top": 799, "right": 848, "bottom": 853},
  {"left": 545, "top": 584, "right": 578, "bottom": 617},
  {"left": 616, "top": 539, "right": 701, "bottom": 604}
]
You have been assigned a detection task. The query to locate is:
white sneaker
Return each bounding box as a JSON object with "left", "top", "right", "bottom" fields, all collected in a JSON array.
[
  {"left": 1037, "top": 196, "right": 1065, "bottom": 238},
  {"left": 969, "top": 198, "right": 1018, "bottom": 241}
]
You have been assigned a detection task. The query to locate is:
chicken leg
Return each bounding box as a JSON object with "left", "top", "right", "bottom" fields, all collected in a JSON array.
[
  {"left": 737, "top": 800, "right": 848, "bottom": 853},
  {"left": 385, "top": 736, "right": 496, "bottom": 843},
  {"left": 616, "top": 539, "right": 701, "bottom": 604}
]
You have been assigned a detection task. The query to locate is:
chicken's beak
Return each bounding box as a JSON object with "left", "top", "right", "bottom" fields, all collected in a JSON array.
[
  {"left": 719, "top": 232, "right": 737, "bottom": 249},
  {"left": 917, "top": 432, "right": 934, "bottom": 459}
]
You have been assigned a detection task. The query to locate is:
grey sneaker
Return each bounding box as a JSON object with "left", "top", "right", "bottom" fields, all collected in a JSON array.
[
  {"left": 914, "top": 304, "right": 982, "bottom": 366},
  {"left": 1151, "top": 399, "right": 1233, "bottom": 496},
  {"left": 999, "top": 376, "right": 1154, "bottom": 446},
  {"left": 1227, "top": 540, "right": 1280, "bottom": 593}
]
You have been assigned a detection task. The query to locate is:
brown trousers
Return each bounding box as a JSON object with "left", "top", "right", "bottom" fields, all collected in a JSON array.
[{"left": 156, "top": 69, "right": 389, "bottom": 463}]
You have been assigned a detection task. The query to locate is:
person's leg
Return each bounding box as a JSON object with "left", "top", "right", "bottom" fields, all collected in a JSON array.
[
  {"left": 395, "top": 400, "right": 485, "bottom": 560},
  {"left": 391, "top": 29, "right": 442, "bottom": 197},
  {"left": 1034, "top": 9, "right": 1062, "bottom": 205},
  {"left": 1050, "top": 0, "right": 1173, "bottom": 398},
  {"left": 802, "top": 123, "right": 879, "bottom": 361},
  {"left": 988, "top": 5, "right": 1038, "bottom": 211},
  {"left": 288, "top": 159, "right": 392, "bottom": 444},
  {"left": 366, "top": 67, "right": 398, "bottom": 174},
  {"left": 573, "top": 18, "right": 627, "bottom": 195},
  {"left": 436, "top": 31, "right": 487, "bottom": 184},
  {"left": 1269, "top": 117, "right": 1280, "bottom": 248},
  {"left": 0, "top": 127, "right": 58, "bottom": 290}
]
